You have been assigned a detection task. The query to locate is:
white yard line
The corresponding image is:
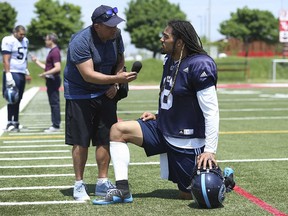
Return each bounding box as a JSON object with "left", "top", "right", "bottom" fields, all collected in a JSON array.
[
  {"left": 0, "top": 174, "right": 74, "bottom": 179},
  {"left": 8, "top": 132, "right": 63, "bottom": 136},
  {"left": 220, "top": 108, "right": 288, "bottom": 112},
  {"left": 0, "top": 144, "right": 66, "bottom": 149},
  {"left": 20, "top": 112, "right": 65, "bottom": 116},
  {"left": 0, "top": 159, "right": 287, "bottom": 169},
  {"left": 221, "top": 116, "right": 288, "bottom": 120},
  {"left": 0, "top": 185, "right": 73, "bottom": 191},
  {"left": 0, "top": 150, "right": 69, "bottom": 154},
  {"left": 0, "top": 200, "right": 86, "bottom": 206},
  {"left": 3, "top": 139, "right": 64, "bottom": 144},
  {"left": 0, "top": 156, "right": 71, "bottom": 161}
]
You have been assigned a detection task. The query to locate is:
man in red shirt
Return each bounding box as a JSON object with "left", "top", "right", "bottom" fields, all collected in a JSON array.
[{"left": 31, "top": 33, "right": 61, "bottom": 132}]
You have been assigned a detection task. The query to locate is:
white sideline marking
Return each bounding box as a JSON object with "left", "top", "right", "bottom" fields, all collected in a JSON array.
[
  {"left": 20, "top": 112, "right": 65, "bottom": 116},
  {"left": 0, "top": 150, "right": 69, "bottom": 154},
  {"left": 221, "top": 108, "right": 288, "bottom": 112},
  {"left": 0, "top": 144, "right": 65, "bottom": 149},
  {"left": 0, "top": 159, "right": 287, "bottom": 169},
  {"left": 0, "top": 174, "right": 74, "bottom": 179},
  {"left": 19, "top": 113, "right": 52, "bottom": 116},
  {"left": 0, "top": 200, "right": 86, "bottom": 206},
  {"left": 0, "top": 162, "right": 159, "bottom": 168},
  {"left": 0, "top": 185, "right": 73, "bottom": 191},
  {"left": 221, "top": 116, "right": 288, "bottom": 120},
  {"left": 218, "top": 158, "right": 288, "bottom": 162},
  {"left": 3, "top": 139, "right": 64, "bottom": 144},
  {"left": 0, "top": 156, "right": 71, "bottom": 161},
  {"left": 219, "top": 98, "right": 285, "bottom": 102},
  {"left": 8, "top": 132, "right": 63, "bottom": 136},
  {"left": 0, "top": 164, "right": 75, "bottom": 169},
  {"left": 0, "top": 87, "right": 39, "bottom": 136},
  {"left": 128, "top": 84, "right": 288, "bottom": 89}
]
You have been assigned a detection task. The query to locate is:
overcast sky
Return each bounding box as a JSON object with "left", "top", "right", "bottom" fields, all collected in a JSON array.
[{"left": 2, "top": 0, "right": 287, "bottom": 54}]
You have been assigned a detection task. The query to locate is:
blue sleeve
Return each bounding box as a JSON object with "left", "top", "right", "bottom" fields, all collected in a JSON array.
[
  {"left": 69, "top": 37, "right": 91, "bottom": 64},
  {"left": 188, "top": 56, "right": 217, "bottom": 91}
]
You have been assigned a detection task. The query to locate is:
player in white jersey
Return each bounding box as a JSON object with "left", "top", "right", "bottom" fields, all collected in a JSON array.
[
  {"left": 1, "top": 25, "right": 30, "bottom": 132},
  {"left": 93, "top": 20, "right": 219, "bottom": 205}
]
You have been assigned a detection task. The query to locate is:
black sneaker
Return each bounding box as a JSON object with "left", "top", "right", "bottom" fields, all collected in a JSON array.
[
  {"left": 6, "top": 122, "right": 20, "bottom": 132},
  {"left": 92, "top": 188, "right": 133, "bottom": 205},
  {"left": 223, "top": 167, "right": 236, "bottom": 192}
]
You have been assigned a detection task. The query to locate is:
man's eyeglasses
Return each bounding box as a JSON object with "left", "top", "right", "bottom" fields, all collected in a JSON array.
[{"left": 98, "top": 7, "right": 118, "bottom": 20}]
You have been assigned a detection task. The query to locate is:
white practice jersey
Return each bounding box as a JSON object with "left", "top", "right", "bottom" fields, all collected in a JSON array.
[{"left": 1, "top": 34, "right": 29, "bottom": 74}]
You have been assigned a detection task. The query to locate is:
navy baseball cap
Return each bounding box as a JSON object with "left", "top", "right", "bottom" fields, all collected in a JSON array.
[{"left": 91, "top": 5, "right": 125, "bottom": 27}]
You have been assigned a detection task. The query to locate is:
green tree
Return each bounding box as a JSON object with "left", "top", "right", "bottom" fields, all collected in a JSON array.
[
  {"left": 0, "top": 2, "right": 17, "bottom": 42},
  {"left": 26, "top": 0, "right": 84, "bottom": 50},
  {"left": 219, "top": 7, "right": 278, "bottom": 57},
  {"left": 125, "top": 0, "right": 186, "bottom": 58}
]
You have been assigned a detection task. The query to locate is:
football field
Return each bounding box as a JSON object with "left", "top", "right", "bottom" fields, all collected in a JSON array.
[{"left": 0, "top": 84, "right": 287, "bottom": 216}]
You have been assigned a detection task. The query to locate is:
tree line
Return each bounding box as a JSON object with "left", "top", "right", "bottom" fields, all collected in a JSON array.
[{"left": 0, "top": 0, "right": 279, "bottom": 57}]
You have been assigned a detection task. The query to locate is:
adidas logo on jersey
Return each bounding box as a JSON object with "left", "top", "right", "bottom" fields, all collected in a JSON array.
[
  {"left": 183, "top": 67, "right": 189, "bottom": 73},
  {"left": 200, "top": 71, "right": 208, "bottom": 78}
]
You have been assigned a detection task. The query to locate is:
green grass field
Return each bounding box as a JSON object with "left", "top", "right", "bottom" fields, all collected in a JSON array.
[{"left": 0, "top": 85, "right": 287, "bottom": 216}]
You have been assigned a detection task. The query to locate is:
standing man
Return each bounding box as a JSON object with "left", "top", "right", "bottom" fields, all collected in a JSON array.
[
  {"left": 1, "top": 25, "right": 29, "bottom": 132},
  {"left": 31, "top": 33, "right": 61, "bottom": 133},
  {"left": 93, "top": 20, "right": 219, "bottom": 205},
  {"left": 64, "top": 5, "right": 137, "bottom": 201}
]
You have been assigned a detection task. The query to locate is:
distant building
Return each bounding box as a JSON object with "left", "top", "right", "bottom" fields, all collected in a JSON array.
[{"left": 219, "top": 38, "right": 286, "bottom": 57}]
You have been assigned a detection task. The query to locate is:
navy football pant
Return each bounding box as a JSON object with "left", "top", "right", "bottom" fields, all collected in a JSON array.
[
  {"left": 46, "top": 76, "right": 61, "bottom": 128},
  {"left": 2, "top": 72, "right": 26, "bottom": 122},
  {"left": 137, "top": 119, "right": 204, "bottom": 192}
]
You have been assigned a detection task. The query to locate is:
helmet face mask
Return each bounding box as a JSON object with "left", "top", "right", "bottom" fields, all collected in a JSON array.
[
  {"left": 191, "top": 166, "right": 226, "bottom": 208},
  {"left": 4, "top": 86, "right": 19, "bottom": 105}
]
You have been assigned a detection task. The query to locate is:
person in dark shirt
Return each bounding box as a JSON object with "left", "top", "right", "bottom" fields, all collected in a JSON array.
[
  {"left": 63, "top": 5, "right": 137, "bottom": 201},
  {"left": 31, "top": 33, "right": 61, "bottom": 132}
]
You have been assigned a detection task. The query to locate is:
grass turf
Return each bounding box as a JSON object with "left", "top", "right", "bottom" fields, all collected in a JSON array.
[{"left": 0, "top": 87, "right": 287, "bottom": 216}]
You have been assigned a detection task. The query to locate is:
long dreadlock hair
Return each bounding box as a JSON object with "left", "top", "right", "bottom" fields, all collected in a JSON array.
[
  {"left": 168, "top": 20, "right": 207, "bottom": 56},
  {"left": 159, "top": 20, "right": 207, "bottom": 95}
]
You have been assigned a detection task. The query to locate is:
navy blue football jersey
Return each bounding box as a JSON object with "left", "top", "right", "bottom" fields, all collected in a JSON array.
[{"left": 157, "top": 54, "right": 217, "bottom": 138}]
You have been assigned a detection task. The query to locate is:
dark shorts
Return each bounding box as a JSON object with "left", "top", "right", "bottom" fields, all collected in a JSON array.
[
  {"left": 65, "top": 95, "right": 117, "bottom": 147},
  {"left": 137, "top": 119, "right": 204, "bottom": 192}
]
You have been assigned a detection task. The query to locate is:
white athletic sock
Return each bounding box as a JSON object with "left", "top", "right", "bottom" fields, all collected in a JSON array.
[
  {"left": 75, "top": 180, "right": 83, "bottom": 185},
  {"left": 97, "top": 178, "right": 108, "bottom": 184},
  {"left": 110, "top": 141, "right": 130, "bottom": 181}
]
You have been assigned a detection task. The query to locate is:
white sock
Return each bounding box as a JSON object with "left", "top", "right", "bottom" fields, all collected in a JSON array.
[
  {"left": 75, "top": 180, "right": 83, "bottom": 185},
  {"left": 97, "top": 178, "right": 108, "bottom": 184},
  {"left": 110, "top": 141, "right": 130, "bottom": 181}
]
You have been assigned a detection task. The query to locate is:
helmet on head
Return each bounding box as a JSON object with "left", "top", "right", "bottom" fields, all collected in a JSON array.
[
  {"left": 190, "top": 165, "right": 226, "bottom": 208},
  {"left": 4, "top": 86, "right": 19, "bottom": 104}
]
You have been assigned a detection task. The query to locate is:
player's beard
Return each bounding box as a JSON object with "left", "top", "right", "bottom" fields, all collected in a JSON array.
[{"left": 161, "top": 44, "right": 167, "bottom": 54}]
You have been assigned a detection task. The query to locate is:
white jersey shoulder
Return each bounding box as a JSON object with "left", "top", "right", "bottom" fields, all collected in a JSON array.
[{"left": 1, "top": 35, "right": 29, "bottom": 74}]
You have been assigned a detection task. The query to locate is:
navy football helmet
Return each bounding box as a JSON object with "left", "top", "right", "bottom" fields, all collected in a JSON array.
[
  {"left": 4, "top": 86, "right": 19, "bottom": 104},
  {"left": 190, "top": 165, "right": 226, "bottom": 208}
]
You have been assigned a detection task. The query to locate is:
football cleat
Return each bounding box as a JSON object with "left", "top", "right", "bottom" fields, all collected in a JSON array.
[
  {"left": 190, "top": 165, "right": 226, "bottom": 208},
  {"left": 6, "top": 122, "right": 20, "bottom": 132},
  {"left": 92, "top": 188, "right": 133, "bottom": 205},
  {"left": 223, "top": 167, "right": 236, "bottom": 192},
  {"left": 95, "top": 180, "right": 116, "bottom": 196},
  {"left": 44, "top": 126, "right": 60, "bottom": 133}
]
